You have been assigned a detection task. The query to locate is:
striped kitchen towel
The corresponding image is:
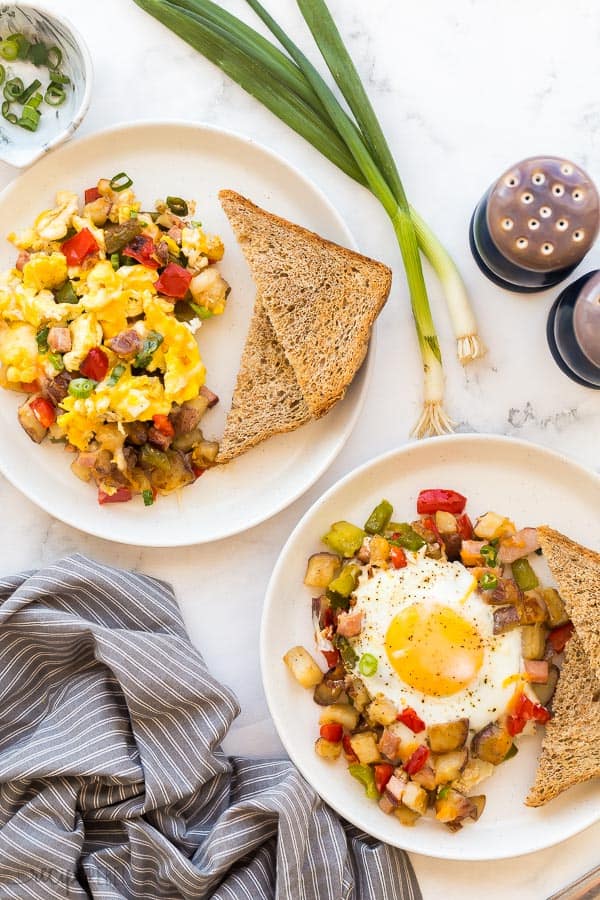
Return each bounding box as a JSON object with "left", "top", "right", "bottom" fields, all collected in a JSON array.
[{"left": 0, "top": 555, "right": 420, "bottom": 900}]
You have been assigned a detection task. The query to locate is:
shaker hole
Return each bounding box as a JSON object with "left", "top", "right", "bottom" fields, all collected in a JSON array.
[
  {"left": 522, "top": 192, "right": 534, "bottom": 204},
  {"left": 541, "top": 243, "right": 554, "bottom": 255},
  {"left": 556, "top": 219, "right": 568, "bottom": 231},
  {"left": 540, "top": 206, "right": 552, "bottom": 218},
  {"left": 552, "top": 184, "right": 564, "bottom": 197},
  {"left": 573, "top": 230, "right": 584, "bottom": 241},
  {"left": 532, "top": 173, "right": 545, "bottom": 185},
  {"left": 501, "top": 217, "right": 513, "bottom": 230},
  {"left": 528, "top": 219, "right": 540, "bottom": 230},
  {"left": 516, "top": 237, "right": 528, "bottom": 249},
  {"left": 506, "top": 175, "right": 519, "bottom": 187},
  {"left": 573, "top": 189, "right": 584, "bottom": 201},
  {"left": 561, "top": 164, "right": 573, "bottom": 175}
]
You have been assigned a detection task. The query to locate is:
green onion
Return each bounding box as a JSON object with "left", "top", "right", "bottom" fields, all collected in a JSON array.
[
  {"left": 46, "top": 45, "right": 62, "bottom": 69},
  {"left": 12, "top": 34, "right": 31, "bottom": 60},
  {"left": 189, "top": 301, "right": 213, "bottom": 320},
  {"left": 142, "top": 488, "right": 155, "bottom": 506},
  {"left": 166, "top": 196, "right": 189, "bottom": 216},
  {"left": 36, "top": 326, "right": 49, "bottom": 352},
  {"left": 68, "top": 378, "right": 97, "bottom": 399},
  {"left": 27, "top": 42, "right": 48, "bottom": 66},
  {"left": 1, "top": 100, "right": 17, "bottom": 124},
  {"left": 358, "top": 653, "right": 378, "bottom": 677},
  {"left": 106, "top": 363, "right": 125, "bottom": 386},
  {"left": 0, "top": 39, "right": 19, "bottom": 61},
  {"left": 4, "top": 78, "right": 23, "bottom": 101},
  {"left": 109, "top": 172, "right": 133, "bottom": 192},
  {"left": 44, "top": 82, "right": 66, "bottom": 107},
  {"left": 134, "top": 330, "right": 164, "bottom": 368},
  {"left": 479, "top": 572, "right": 498, "bottom": 591},
  {"left": 48, "top": 352, "right": 65, "bottom": 372},
  {"left": 0, "top": 65, "right": 5, "bottom": 87},
  {"left": 481, "top": 544, "right": 498, "bottom": 566},
  {"left": 437, "top": 784, "right": 451, "bottom": 800},
  {"left": 110, "top": 252, "right": 121, "bottom": 270},
  {"left": 18, "top": 78, "right": 41, "bottom": 104},
  {"left": 55, "top": 280, "right": 78, "bottom": 304},
  {"left": 49, "top": 72, "right": 70, "bottom": 85}
]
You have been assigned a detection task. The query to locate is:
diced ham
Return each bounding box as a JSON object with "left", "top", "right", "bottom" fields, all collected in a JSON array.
[
  {"left": 108, "top": 329, "right": 143, "bottom": 358},
  {"left": 378, "top": 728, "right": 401, "bottom": 762},
  {"left": 167, "top": 225, "right": 182, "bottom": 243},
  {"left": 15, "top": 250, "right": 30, "bottom": 271},
  {"left": 200, "top": 385, "right": 219, "bottom": 408},
  {"left": 148, "top": 426, "right": 172, "bottom": 451},
  {"left": 411, "top": 764, "right": 436, "bottom": 791},
  {"left": 47, "top": 326, "right": 71, "bottom": 353},
  {"left": 383, "top": 774, "right": 406, "bottom": 806},
  {"left": 460, "top": 540, "right": 486, "bottom": 566},
  {"left": 170, "top": 405, "right": 201, "bottom": 435},
  {"left": 378, "top": 794, "right": 396, "bottom": 815},
  {"left": 42, "top": 372, "right": 72, "bottom": 404},
  {"left": 489, "top": 578, "right": 523, "bottom": 606},
  {"left": 498, "top": 528, "right": 541, "bottom": 565},
  {"left": 524, "top": 659, "right": 549, "bottom": 683},
  {"left": 356, "top": 541, "right": 371, "bottom": 564},
  {"left": 336, "top": 609, "right": 363, "bottom": 638}
]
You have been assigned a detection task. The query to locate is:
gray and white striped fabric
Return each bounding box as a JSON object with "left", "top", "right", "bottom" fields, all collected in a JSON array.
[{"left": 0, "top": 554, "right": 420, "bottom": 900}]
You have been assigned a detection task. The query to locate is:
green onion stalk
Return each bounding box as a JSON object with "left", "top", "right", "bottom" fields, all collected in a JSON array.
[{"left": 133, "top": 0, "right": 485, "bottom": 434}]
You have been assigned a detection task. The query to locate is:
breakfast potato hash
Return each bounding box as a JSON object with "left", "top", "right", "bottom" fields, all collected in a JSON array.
[
  {"left": 285, "top": 490, "right": 574, "bottom": 831},
  {"left": 0, "top": 174, "right": 230, "bottom": 506}
]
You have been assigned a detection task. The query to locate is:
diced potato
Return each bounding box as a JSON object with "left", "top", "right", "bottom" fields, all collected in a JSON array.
[
  {"left": 411, "top": 764, "right": 436, "bottom": 791},
  {"left": 433, "top": 749, "right": 468, "bottom": 785},
  {"left": 349, "top": 731, "right": 381, "bottom": 765},
  {"left": 319, "top": 703, "right": 360, "bottom": 731},
  {"left": 517, "top": 590, "right": 548, "bottom": 625},
  {"left": 493, "top": 605, "right": 520, "bottom": 634},
  {"left": 435, "top": 510, "right": 457, "bottom": 534},
  {"left": 345, "top": 677, "right": 370, "bottom": 713},
  {"left": 367, "top": 695, "right": 398, "bottom": 727},
  {"left": 304, "top": 552, "right": 341, "bottom": 588},
  {"left": 453, "top": 757, "right": 494, "bottom": 793},
  {"left": 283, "top": 646, "right": 323, "bottom": 689},
  {"left": 370, "top": 534, "right": 390, "bottom": 568},
  {"left": 315, "top": 737, "right": 342, "bottom": 760},
  {"left": 402, "top": 781, "right": 428, "bottom": 815},
  {"left": 469, "top": 794, "right": 486, "bottom": 822},
  {"left": 521, "top": 623, "right": 548, "bottom": 660},
  {"left": 393, "top": 804, "right": 422, "bottom": 827},
  {"left": 427, "top": 718, "right": 469, "bottom": 753},
  {"left": 474, "top": 512, "right": 515, "bottom": 541},
  {"left": 435, "top": 788, "right": 476, "bottom": 824},
  {"left": 541, "top": 587, "right": 570, "bottom": 628},
  {"left": 388, "top": 721, "right": 427, "bottom": 763},
  {"left": 471, "top": 722, "right": 513, "bottom": 765}
]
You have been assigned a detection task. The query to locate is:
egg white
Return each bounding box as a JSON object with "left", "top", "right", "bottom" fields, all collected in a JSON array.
[{"left": 350, "top": 553, "right": 523, "bottom": 730}]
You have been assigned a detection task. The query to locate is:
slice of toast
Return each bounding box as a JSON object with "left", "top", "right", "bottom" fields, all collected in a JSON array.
[
  {"left": 216, "top": 297, "right": 311, "bottom": 464},
  {"left": 525, "top": 526, "right": 600, "bottom": 805},
  {"left": 219, "top": 190, "right": 391, "bottom": 419},
  {"left": 525, "top": 635, "right": 600, "bottom": 806}
]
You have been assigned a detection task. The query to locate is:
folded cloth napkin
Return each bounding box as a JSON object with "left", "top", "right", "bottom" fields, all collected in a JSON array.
[{"left": 0, "top": 555, "right": 420, "bottom": 900}]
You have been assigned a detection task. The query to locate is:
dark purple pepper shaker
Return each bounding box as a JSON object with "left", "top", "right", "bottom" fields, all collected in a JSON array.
[
  {"left": 547, "top": 270, "right": 600, "bottom": 388},
  {"left": 470, "top": 157, "right": 600, "bottom": 292}
]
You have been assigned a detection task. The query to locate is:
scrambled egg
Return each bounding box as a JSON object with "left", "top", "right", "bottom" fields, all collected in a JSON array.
[{"left": 0, "top": 185, "right": 228, "bottom": 462}]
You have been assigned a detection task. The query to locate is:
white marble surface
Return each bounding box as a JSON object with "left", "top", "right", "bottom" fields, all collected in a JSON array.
[{"left": 0, "top": 0, "right": 599, "bottom": 897}]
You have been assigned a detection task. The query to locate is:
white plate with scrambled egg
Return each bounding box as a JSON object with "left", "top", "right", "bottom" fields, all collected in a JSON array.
[
  {"left": 261, "top": 434, "right": 600, "bottom": 860},
  {"left": 0, "top": 121, "right": 372, "bottom": 545}
]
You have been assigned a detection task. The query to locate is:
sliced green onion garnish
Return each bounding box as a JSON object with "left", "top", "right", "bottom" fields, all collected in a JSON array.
[
  {"left": 109, "top": 172, "right": 133, "bottom": 192},
  {"left": 19, "top": 79, "right": 42, "bottom": 104},
  {"left": 110, "top": 252, "right": 120, "bottom": 270},
  {"left": 27, "top": 42, "right": 48, "bottom": 66},
  {"left": 12, "top": 34, "right": 31, "bottom": 60},
  {"left": 479, "top": 572, "right": 498, "bottom": 591},
  {"left": 166, "top": 196, "right": 188, "bottom": 216},
  {"left": 4, "top": 78, "right": 23, "bottom": 101},
  {"left": 189, "top": 301, "right": 214, "bottom": 320},
  {"left": 106, "top": 363, "right": 125, "bottom": 387},
  {"left": 481, "top": 545, "right": 498, "bottom": 566},
  {"left": 358, "top": 652, "right": 378, "bottom": 677},
  {"left": 18, "top": 107, "right": 41, "bottom": 131},
  {"left": 46, "top": 45, "right": 62, "bottom": 70},
  {"left": 48, "top": 352, "right": 64, "bottom": 372},
  {"left": 49, "top": 72, "right": 70, "bottom": 85},
  {"left": 1, "top": 100, "right": 16, "bottom": 124},
  {"left": 44, "top": 83, "right": 66, "bottom": 107},
  {"left": 68, "top": 378, "right": 97, "bottom": 399},
  {"left": 0, "top": 39, "right": 19, "bottom": 61},
  {"left": 0, "top": 65, "right": 5, "bottom": 87},
  {"left": 142, "top": 488, "right": 154, "bottom": 507},
  {"left": 134, "top": 330, "right": 164, "bottom": 368},
  {"left": 36, "top": 326, "right": 49, "bottom": 352}
]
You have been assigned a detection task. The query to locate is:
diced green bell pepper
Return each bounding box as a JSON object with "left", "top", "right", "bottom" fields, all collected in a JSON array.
[
  {"left": 333, "top": 634, "right": 358, "bottom": 669},
  {"left": 512, "top": 558, "right": 539, "bottom": 591},
  {"left": 387, "top": 522, "right": 426, "bottom": 552},
  {"left": 327, "top": 562, "right": 360, "bottom": 598},
  {"left": 322, "top": 521, "right": 365, "bottom": 557},
  {"left": 139, "top": 444, "right": 170, "bottom": 472},
  {"left": 348, "top": 764, "right": 379, "bottom": 801},
  {"left": 364, "top": 499, "right": 393, "bottom": 535},
  {"left": 55, "top": 280, "right": 78, "bottom": 304}
]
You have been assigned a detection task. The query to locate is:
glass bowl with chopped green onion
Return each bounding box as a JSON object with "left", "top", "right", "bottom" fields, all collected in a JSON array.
[{"left": 0, "top": 4, "right": 92, "bottom": 168}]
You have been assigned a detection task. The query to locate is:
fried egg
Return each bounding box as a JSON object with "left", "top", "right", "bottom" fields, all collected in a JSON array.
[{"left": 350, "top": 553, "right": 523, "bottom": 730}]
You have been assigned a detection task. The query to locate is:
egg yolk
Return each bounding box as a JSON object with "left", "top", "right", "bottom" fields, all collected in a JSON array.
[{"left": 385, "top": 603, "right": 484, "bottom": 697}]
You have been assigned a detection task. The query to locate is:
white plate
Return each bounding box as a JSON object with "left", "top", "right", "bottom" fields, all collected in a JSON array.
[
  {"left": 261, "top": 434, "right": 600, "bottom": 860},
  {"left": 0, "top": 121, "right": 373, "bottom": 546}
]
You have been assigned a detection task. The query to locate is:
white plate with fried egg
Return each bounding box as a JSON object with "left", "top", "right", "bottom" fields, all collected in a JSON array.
[{"left": 261, "top": 434, "right": 600, "bottom": 860}]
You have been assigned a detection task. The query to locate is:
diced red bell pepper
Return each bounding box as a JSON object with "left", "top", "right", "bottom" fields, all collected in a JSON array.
[
  {"left": 319, "top": 723, "right": 343, "bottom": 743},
  {"left": 507, "top": 692, "right": 551, "bottom": 736},
  {"left": 322, "top": 648, "right": 340, "bottom": 668},
  {"left": 61, "top": 228, "right": 99, "bottom": 266},
  {"left": 80, "top": 347, "right": 109, "bottom": 382},
  {"left": 152, "top": 413, "right": 175, "bottom": 437},
  {"left": 390, "top": 546, "right": 407, "bottom": 569},
  {"left": 404, "top": 745, "right": 429, "bottom": 775},
  {"left": 456, "top": 513, "right": 474, "bottom": 541},
  {"left": 397, "top": 706, "right": 426, "bottom": 734},
  {"left": 421, "top": 515, "right": 442, "bottom": 542},
  {"left": 374, "top": 763, "right": 395, "bottom": 794},
  {"left": 123, "top": 235, "right": 161, "bottom": 269},
  {"left": 548, "top": 621, "right": 574, "bottom": 654},
  {"left": 154, "top": 262, "right": 192, "bottom": 299},
  {"left": 30, "top": 396, "right": 56, "bottom": 428},
  {"left": 192, "top": 466, "right": 206, "bottom": 480},
  {"left": 21, "top": 380, "right": 40, "bottom": 393},
  {"left": 342, "top": 734, "right": 358, "bottom": 762},
  {"left": 417, "top": 489, "right": 467, "bottom": 515},
  {"left": 98, "top": 487, "right": 132, "bottom": 505},
  {"left": 84, "top": 186, "right": 100, "bottom": 204}
]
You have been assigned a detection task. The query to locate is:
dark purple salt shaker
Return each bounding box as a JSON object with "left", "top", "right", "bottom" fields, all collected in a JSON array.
[{"left": 547, "top": 270, "right": 600, "bottom": 388}]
